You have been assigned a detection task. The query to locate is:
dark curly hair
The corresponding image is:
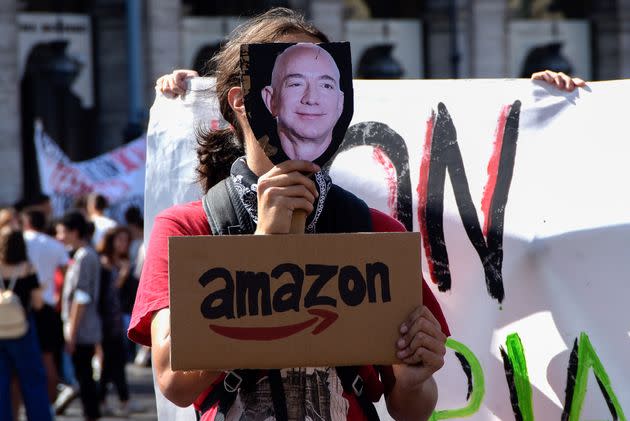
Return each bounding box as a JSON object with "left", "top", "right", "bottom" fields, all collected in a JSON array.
[
  {"left": 0, "top": 227, "right": 28, "bottom": 265},
  {"left": 195, "top": 7, "right": 328, "bottom": 192},
  {"left": 96, "top": 226, "right": 132, "bottom": 261}
]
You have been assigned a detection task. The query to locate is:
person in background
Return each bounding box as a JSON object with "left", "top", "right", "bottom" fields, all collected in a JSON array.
[
  {"left": 0, "top": 227, "right": 52, "bottom": 421},
  {"left": 123, "top": 206, "right": 150, "bottom": 366},
  {"left": 0, "top": 208, "right": 20, "bottom": 231},
  {"left": 21, "top": 209, "right": 69, "bottom": 404},
  {"left": 56, "top": 211, "right": 102, "bottom": 421},
  {"left": 100, "top": 225, "right": 138, "bottom": 361},
  {"left": 87, "top": 193, "right": 117, "bottom": 247},
  {"left": 124, "top": 206, "right": 144, "bottom": 283},
  {"left": 96, "top": 226, "right": 141, "bottom": 416},
  {"left": 16, "top": 194, "right": 55, "bottom": 235}
]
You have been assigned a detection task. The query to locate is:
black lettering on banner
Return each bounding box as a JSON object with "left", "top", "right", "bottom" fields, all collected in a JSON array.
[
  {"left": 366, "top": 262, "right": 391, "bottom": 303},
  {"left": 420, "top": 102, "right": 521, "bottom": 303},
  {"left": 327, "top": 122, "right": 413, "bottom": 231},
  {"left": 271, "top": 263, "right": 304, "bottom": 313},
  {"left": 235, "top": 271, "right": 272, "bottom": 317},
  {"left": 338, "top": 265, "right": 367, "bottom": 306},
  {"left": 304, "top": 265, "right": 338, "bottom": 308},
  {"left": 199, "top": 267, "right": 235, "bottom": 319}
]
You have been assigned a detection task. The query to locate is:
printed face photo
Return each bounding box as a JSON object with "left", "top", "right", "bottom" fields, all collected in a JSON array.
[
  {"left": 240, "top": 42, "right": 353, "bottom": 167},
  {"left": 261, "top": 44, "right": 344, "bottom": 161}
]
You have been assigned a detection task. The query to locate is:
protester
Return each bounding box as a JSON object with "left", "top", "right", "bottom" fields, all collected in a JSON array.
[
  {"left": 0, "top": 226, "right": 53, "bottom": 421},
  {"left": 21, "top": 209, "right": 69, "bottom": 403},
  {"left": 56, "top": 211, "right": 102, "bottom": 421},
  {"left": 131, "top": 8, "right": 450, "bottom": 421},
  {"left": 87, "top": 193, "right": 117, "bottom": 247},
  {"left": 124, "top": 205, "right": 144, "bottom": 281},
  {"left": 15, "top": 194, "right": 55, "bottom": 234},
  {"left": 0, "top": 207, "right": 20, "bottom": 231},
  {"left": 96, "top": 226, "right": 143, "bottom": 416},
  {"left": 123, "top": 206, "right": 150, "bottom": 366}
]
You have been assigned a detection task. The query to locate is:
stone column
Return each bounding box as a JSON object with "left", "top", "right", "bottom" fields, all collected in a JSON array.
[
  {"left": 146, "top": 0, "right": 182, "bottom": 90},
  {"left": 0, "top": 0, "right": 22, "bottom": 205},
  {"left": 469, "top": 0, "right": 508, "bottom": 77},
  {"left": 310, "top": 0, "right": 344, "bottom": 42},
  {"left": 588, "top": 0, "right": 618, "bottom": 80},
  {"left": 619, "top": 0, "right": 630, "bottom": 77}
]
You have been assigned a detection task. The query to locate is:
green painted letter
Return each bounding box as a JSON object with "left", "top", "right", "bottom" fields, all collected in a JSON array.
[{"left": 430, "top": 338, "right": 485, "bottom": 420}]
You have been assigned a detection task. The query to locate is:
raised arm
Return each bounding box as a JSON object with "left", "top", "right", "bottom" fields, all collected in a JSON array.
[{"left": 156, "top": 69, "right": 199, "bottom": 97}]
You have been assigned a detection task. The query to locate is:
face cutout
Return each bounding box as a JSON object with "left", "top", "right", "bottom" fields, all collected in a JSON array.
[{"left": 241, "top": 42, "right": 353, "bottom": 167}]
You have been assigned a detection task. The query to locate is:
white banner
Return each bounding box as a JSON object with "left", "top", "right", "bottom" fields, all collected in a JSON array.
[
  {"left": 145, "top": 79, "right": 630, "bottom": 420},
  {"left": 35, "top": 122, "right": 146, "bottom": 221}
]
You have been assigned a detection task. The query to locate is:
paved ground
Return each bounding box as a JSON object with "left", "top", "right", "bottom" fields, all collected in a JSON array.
[
  {"left": 59, "top": 364, "right": 157, "bottom": 421},
  {"left": 19, "top": 364, "right": 159, "bottom": 421}
]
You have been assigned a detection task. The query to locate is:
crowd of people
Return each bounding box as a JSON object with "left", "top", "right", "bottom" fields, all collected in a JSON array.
[{"left": 0, "top": 193, "right": 146, "bottom": 421}]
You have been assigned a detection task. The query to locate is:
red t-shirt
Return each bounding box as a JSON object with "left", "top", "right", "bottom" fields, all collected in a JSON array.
[{"left": 129, "top": 200, "right": 449, "bottom": 420}]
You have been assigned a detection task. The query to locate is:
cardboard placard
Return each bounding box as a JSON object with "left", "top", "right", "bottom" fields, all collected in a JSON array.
[{"left": 169, "top": 232, "right": 422, "bottom": 370}]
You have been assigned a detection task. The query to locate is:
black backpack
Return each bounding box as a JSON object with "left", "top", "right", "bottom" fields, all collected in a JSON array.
[{"left": 198, "top": 176, "right": 380, "bottom": 421}]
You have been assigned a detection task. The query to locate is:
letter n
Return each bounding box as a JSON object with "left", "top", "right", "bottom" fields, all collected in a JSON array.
[
  {"left": 562, "top": 333, "right": 626, "bottom": 421},
  {"left": 418, "top": 101, "right": 521, "bottom": 303},
  {"left": 430, "top": 338, "right": 485, "bottom": 420}
]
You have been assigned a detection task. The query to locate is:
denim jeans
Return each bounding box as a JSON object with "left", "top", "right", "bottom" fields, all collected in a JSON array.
[{"left": 0, "top": 315, "right": 53, "bottom": 421}]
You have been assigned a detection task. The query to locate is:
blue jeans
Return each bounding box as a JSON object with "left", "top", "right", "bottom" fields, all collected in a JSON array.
[{"left": 0, "top": 315, "right": 53, "bottom": 421}]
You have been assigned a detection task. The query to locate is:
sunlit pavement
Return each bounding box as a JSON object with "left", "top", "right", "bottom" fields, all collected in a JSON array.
[{"left": 21, "top": 364, "right": 158, "bottom": 421}]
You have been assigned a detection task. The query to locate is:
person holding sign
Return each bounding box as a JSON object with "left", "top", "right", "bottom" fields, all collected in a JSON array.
[
  {"left": 261, "top": 43, "right": 345, "bottom": 162},
  {"left": 134, "top": 8, "right": 447, "bottom": 421}
]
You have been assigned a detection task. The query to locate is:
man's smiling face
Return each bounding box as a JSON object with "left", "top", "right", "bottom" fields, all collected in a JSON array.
[{"left": 263, "top": 44, "right": 344, "bottom": 160}]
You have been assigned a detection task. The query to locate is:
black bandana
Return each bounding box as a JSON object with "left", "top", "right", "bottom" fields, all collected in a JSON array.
[{"left": 230, "top": 157, "right": 332, "bottom": 233}]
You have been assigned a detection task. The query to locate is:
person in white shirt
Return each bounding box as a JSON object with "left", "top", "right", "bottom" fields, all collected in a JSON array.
[
  {"left": 87, "top": 193, "right": 117, "bottom": 247},
  {"left": 22, "top": 209, "right": 69, "bottom": 403}
]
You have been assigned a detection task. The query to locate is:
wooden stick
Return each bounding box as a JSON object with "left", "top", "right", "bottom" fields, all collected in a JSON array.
[{"left": 290, "top": 209, "right": 307, "bottom": 234}]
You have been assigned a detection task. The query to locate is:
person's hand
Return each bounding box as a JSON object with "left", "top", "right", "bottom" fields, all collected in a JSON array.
[
  {"left": 65, "top": 335, "right": 76, "bottom": 355},
  {"left": 120, "top": 259, "right": 131, "bottom": 277},
  {"left": 156, "top": 69, "right": 199, "bottom": 97},
  {"left": 116, "top": 259, "right": 131, "bottom": 288},
  {"left": 395, "top": 306, "right": 447, "bottom": 385},
  {"left": 531, "top": 70, "right": 586, "bottom": 92},
  {"left": 255, "top": 160, "right": 320, "bottom": 235}
]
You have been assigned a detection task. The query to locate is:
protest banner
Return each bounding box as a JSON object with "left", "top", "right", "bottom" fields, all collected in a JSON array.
[
  {"left": 34, "top": 121, "right": 145, "bottom": 221},
  {"left": 146, "top": 79, "right": 630, "bottom": 420}
]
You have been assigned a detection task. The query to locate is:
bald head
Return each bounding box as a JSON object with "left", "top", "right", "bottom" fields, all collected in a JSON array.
[
  {"left": 261, "top": 43, "right": 344, "bottom": 161},
  {"left": 270, "top": 44, "right": 340, "bottom": 90}
]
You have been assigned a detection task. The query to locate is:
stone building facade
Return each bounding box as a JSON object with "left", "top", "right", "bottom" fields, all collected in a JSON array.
[{"left": 1, "top": 0, "right": 630, "bottom": 206}]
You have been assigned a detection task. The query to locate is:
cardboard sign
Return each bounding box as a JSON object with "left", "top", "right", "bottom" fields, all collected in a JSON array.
[{"left": 169, "top": 232, "right": 421, "bottom": 370}]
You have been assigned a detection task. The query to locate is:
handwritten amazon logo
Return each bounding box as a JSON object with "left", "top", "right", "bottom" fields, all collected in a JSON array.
[{"left": 199, "top": 262, "right": 391, "bottom": 341}]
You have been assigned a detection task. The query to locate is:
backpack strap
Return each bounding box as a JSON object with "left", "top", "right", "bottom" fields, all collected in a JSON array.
[
  {"left": 316, "top": 184, "right": 373, "bottom": 233},
  {"left": 202, "top": 177, "right": 255, "bottom": 236},
  {"left": 267, "top": 369, "right": 288, "bottom": 420},
  {"left": 197, "top": 369, "right": 257, "bottom": 418},
  {"left": 336, "top": 366, "right": 380, "bottom": 421},
  {"left": 0, "top": 267, "right": 22, "bottom": 292}
]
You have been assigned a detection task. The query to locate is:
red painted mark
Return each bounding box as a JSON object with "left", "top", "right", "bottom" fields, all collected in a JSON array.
[
  {"left": 208, "top": 309, "right": 338, "bottom": 341},
  {"left": 51, "top": 163, "right": 91, "bottom": 195},
  {"left": 418, "top": 111, "right": 437, "bottom": 285},
  {"left": 112, "top": 149, "right": 139, "bottom": 172},
  {"left": 372, "top": 147, "right": 398, "bottom": 219},
  {"left": 481, "top": 104, "right": 511, "bottom": 238}
]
